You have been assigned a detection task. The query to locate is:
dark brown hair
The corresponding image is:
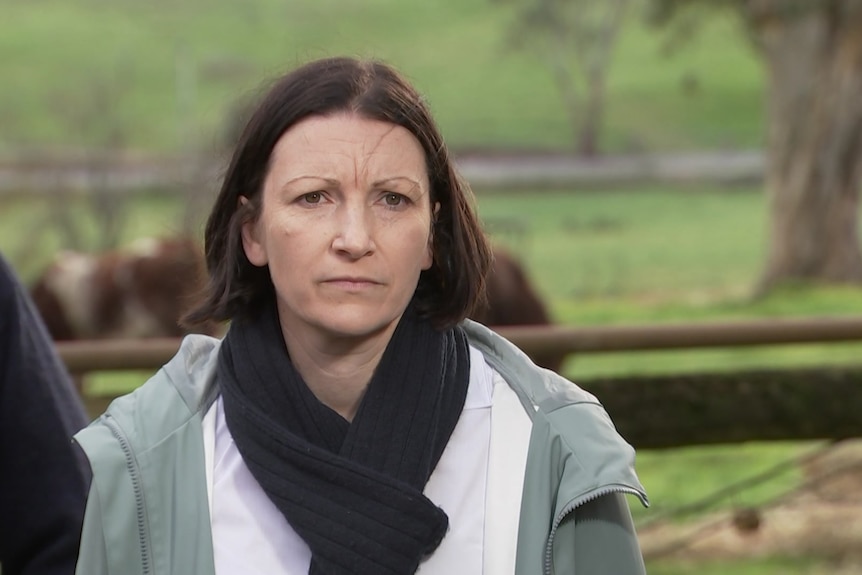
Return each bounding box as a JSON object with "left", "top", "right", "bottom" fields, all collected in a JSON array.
[{"left": 183, "top": 57, "right": 491, "bottom": 330}]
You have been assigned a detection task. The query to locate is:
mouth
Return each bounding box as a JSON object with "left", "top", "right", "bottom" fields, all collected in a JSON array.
[{"left": 322, "top": 277, "right": 383, "bottom": 289}]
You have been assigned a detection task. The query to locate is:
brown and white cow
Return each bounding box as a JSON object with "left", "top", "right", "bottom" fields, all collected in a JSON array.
[
  {"left": 31, "top": 238, "right": 562, "bottom": 373},
  {"left": 30, "top": 236, "right": 217, "bottom": 342}
]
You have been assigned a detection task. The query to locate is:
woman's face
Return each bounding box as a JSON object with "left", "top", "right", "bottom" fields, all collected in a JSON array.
[{"left": 242, "top": 112, "right": 434, "bottom": 344}]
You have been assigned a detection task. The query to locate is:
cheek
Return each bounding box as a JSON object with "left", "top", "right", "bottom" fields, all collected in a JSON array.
[
  {"left": 267, "top": 218, "right": 333, "bottom": 272},
  {"left": 409, "top": 214, "right": 434, "bottom": 271},
  {"left": 405, "top": 221, "right": 434, "bottom": 271}
]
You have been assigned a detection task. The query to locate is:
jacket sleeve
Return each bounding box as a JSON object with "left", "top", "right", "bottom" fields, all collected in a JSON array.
[
  {"left": 74, "top": 481, "right": 109, "bottom": 575},
  {"left": 0, "top": 254, "right": 91, "bottom": 575},
  {"left": 554, "top": 492, "right": 646, "bottom": 574}
]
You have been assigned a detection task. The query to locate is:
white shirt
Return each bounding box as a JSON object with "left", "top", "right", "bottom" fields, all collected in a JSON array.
[{"left": 203, "top": 345, "right": 530, "bottom": 575}]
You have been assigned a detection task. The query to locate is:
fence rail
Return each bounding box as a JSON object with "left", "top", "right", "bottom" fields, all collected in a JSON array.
[
  {"left": 63, "top": 316, "right": 862, "bottom": 448},
  {"left": 0, "top": 149, "right": 765, "bottom": 196},
  {"left": 57, "top": 315, "right": 862, "bottom": 373}
]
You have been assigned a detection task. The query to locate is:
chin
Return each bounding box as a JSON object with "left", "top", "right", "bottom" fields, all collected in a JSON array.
[{"left": 312, "top": 306, "right": 403, "bottom": 340}]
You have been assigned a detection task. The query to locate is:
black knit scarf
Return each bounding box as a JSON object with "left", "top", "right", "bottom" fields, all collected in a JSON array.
[{"left": 217, "top": 300, "right": 470, "bottom": 575}]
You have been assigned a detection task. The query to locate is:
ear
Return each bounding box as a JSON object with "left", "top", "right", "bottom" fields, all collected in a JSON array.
[
  {"left": 422, "top": 202, "right": 441, "bottom": 271},
  {"left": 239, "top": 196, "right": 268, "bottom": 267}
]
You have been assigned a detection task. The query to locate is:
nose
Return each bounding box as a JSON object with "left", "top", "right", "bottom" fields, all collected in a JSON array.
[{"left": 331, "top": 202, "right": 375, "bottom": 259}]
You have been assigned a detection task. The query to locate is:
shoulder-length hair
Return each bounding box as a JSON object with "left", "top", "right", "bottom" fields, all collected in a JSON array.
[{"left": 183, "top": 56, "right": 492, "bottom": 330}]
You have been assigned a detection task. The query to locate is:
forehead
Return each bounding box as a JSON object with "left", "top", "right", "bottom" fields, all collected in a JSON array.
[{"left": 269, "top": 113, "right": 428, "bottom": 179}]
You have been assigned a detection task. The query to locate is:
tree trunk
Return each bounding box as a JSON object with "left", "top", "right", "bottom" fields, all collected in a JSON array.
[
  {"left": 755, "top": 2, "right": 862, "bottom": 289},
  {"left": 549, "top": 46, "right": 583, "bottom": 154},
  {"left": 582, "top": 366, "right": 862, "bottom": 449},
  {"left": 575, "top": 0, "right": 629, "bottom": 157},
  {"left": 576, "top": 67, "right": 604, "bottom": 157}
]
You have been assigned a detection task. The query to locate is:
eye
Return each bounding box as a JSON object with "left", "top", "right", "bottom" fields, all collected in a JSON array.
[
  {"left": 301, "top": 192, "right": 323, "bottom": 204},
  {"left": 384, "top": 193, "right": 404, "bottom": 206}
]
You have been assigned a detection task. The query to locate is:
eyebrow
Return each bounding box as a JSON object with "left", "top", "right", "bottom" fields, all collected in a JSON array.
[
  {"left": 284, "top": 175, "right": 340, "bottom": 186},
  {"left": 372, "top": 176, "right": 423, "bottom": 189},
  {"left": 283, "top": 175, "right": 423, "bottom": 189}
]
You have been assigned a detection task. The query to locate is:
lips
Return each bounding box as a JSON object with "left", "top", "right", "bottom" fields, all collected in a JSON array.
[
  {"left": 323, "top": 276, "right": 381, "bottom": 283},
  {"left": 321, "top": 277, "right": 383, "bottom": 289}
]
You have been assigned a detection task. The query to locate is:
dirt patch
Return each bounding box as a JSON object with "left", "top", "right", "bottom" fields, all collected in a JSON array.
[
  {"left": 640, "top": 501, "right": 862, "bottom": 561},
  {"left": 639, "top": 441, "right": 862, "bottom": 564}
]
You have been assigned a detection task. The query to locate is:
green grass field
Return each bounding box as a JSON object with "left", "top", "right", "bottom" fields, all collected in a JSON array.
[
  {"left": 1, "top": 0, "right": 763, "bottom": 154},
  {"left": 475, "top": 187, "right": 862, "bottom": 379}
]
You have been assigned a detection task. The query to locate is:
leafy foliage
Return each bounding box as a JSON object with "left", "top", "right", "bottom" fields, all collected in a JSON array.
[
  {"left": 645, "top": 0, "right": 749, "bottom": 54},
  {"left": 493, "top": 0, "right": 632, "bottom": 153}
]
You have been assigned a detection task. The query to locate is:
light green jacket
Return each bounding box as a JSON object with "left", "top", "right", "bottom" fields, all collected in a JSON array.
[{"left": 75, "top": 321, "right": 649, "bottom": 575}]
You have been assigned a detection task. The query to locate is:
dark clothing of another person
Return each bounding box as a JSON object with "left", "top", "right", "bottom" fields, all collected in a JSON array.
[{"left": 0, "top": 254, "right": 90, "bottom": 575}]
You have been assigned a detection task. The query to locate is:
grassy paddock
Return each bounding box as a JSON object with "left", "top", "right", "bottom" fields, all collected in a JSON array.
[
  {"left": 0, "top": 193, "right": 187, "bottom": 281},
  {"left": 1, "top": 0, "right": 762, "bottom": 153},
  {"left": 648, "top": 557, "right": 830, "bottom": 575},
  {"left": 474, "top": 186, "right": 862, "bottom": 377}
]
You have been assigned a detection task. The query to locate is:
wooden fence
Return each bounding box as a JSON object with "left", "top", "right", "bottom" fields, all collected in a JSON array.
[
  {"left": 0, "top": 149, "right": 764, "bottom": 197},
  {"left": 62, "top": 316, "right": 862, "bottom": 449}
]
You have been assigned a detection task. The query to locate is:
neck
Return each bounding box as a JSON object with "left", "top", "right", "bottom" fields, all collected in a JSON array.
[{"left": 280, "top": 323, "right": 398, "bottom": 422}]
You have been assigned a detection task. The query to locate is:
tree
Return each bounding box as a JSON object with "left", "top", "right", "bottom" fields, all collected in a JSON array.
[
  {"left": 497, "top": 0, "right": 632, "bottom": 156},
  {"left": 649, "top": 0, "right": 862, "bottom": 290}
]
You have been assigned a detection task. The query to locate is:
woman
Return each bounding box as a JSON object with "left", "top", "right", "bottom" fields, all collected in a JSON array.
[{"left": 74, "top": 57, "right": 648, "bottom": 575}]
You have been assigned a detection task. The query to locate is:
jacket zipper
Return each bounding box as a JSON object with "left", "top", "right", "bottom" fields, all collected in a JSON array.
[
  {"left": 104, "top": 414, "right": 153, "bottom": 575},
  {"left": 543, "top": 485, "right": 647, "bottom": 575}
]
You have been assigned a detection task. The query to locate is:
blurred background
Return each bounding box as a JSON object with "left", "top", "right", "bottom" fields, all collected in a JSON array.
[{"left": 3, "top": 0, "right": 862, "bottom": 573}]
